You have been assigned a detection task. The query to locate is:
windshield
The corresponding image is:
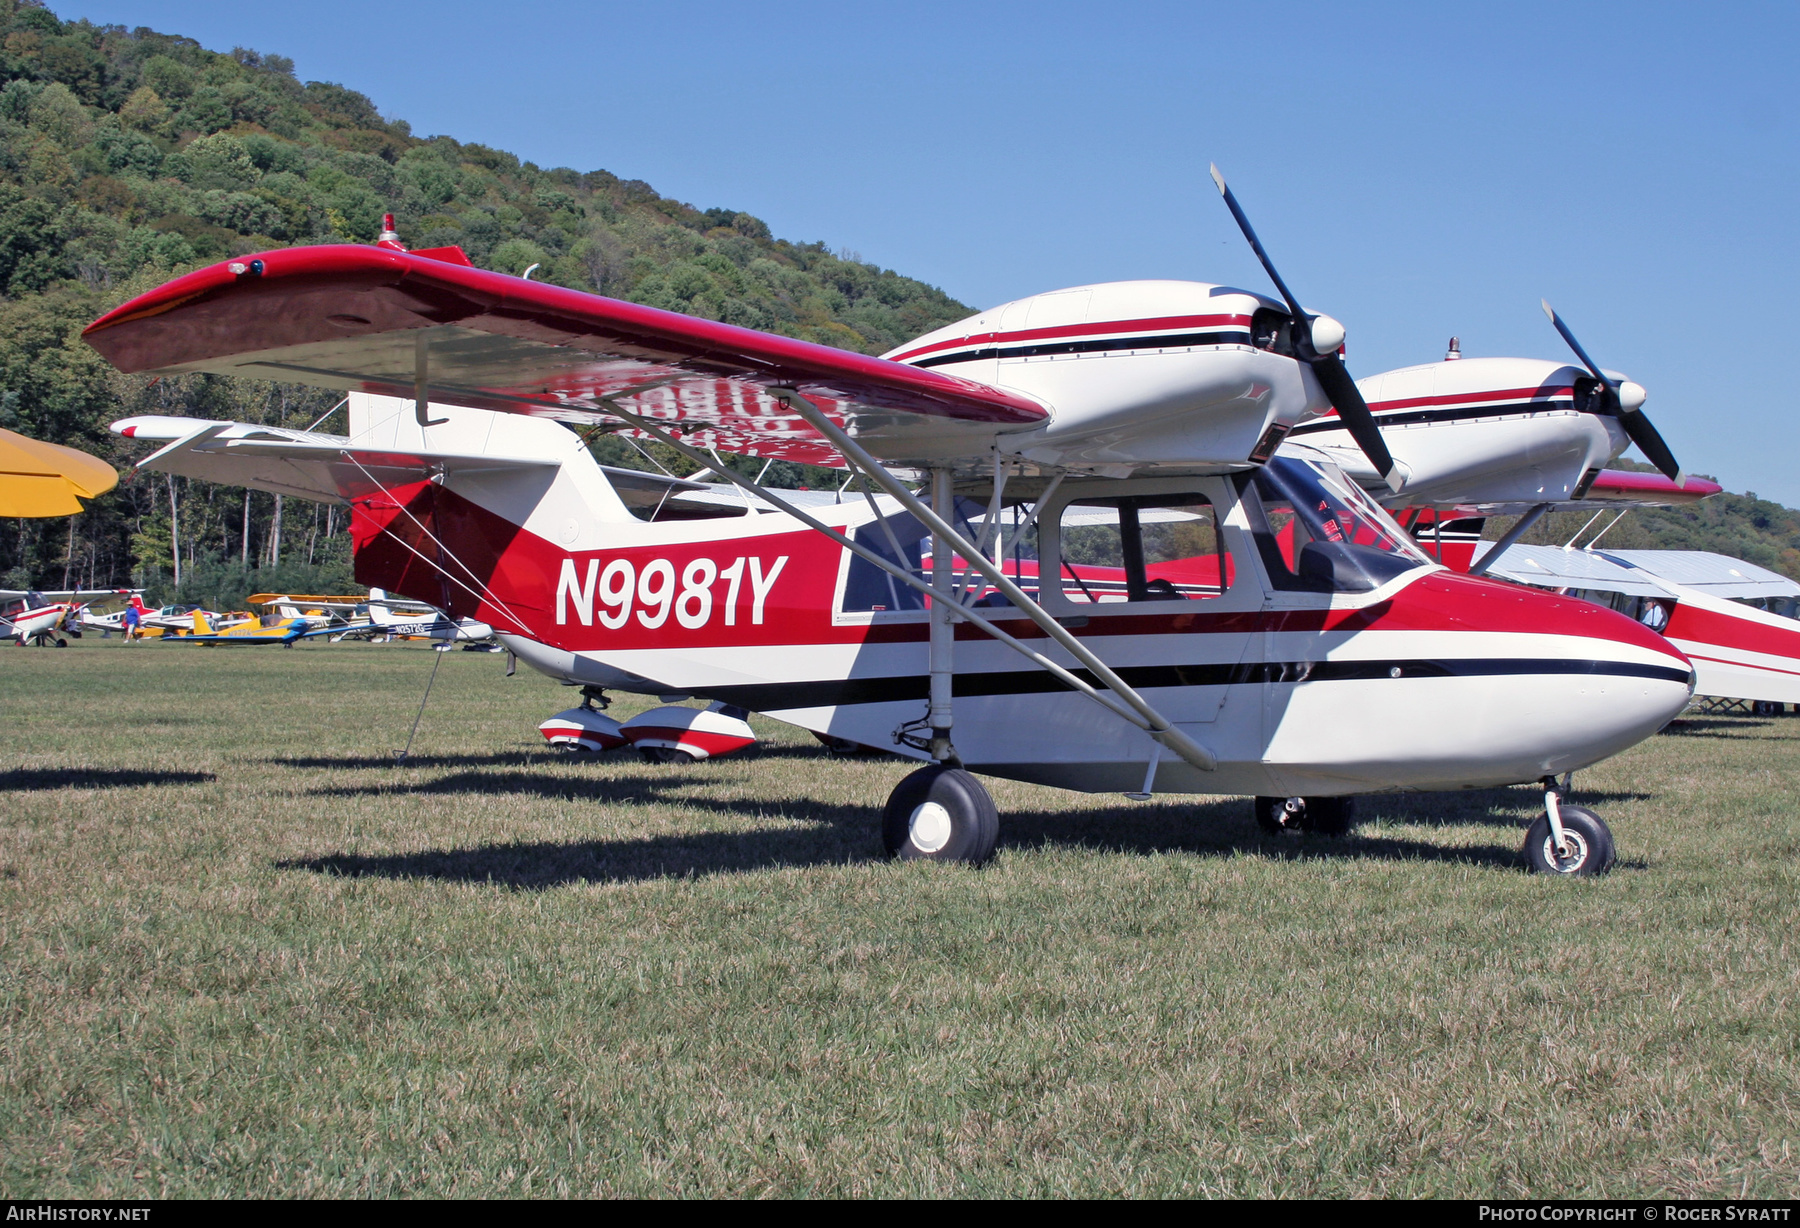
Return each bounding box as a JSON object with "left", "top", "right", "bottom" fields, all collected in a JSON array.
[{"left": 1246, "top": 456, "right": 1433, "bottom": 593}]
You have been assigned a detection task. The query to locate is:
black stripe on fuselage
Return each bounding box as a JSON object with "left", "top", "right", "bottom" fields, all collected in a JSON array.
[
  {"left": 1287, "top": 399, "right": 1577, "bottom": 436},
  {"left": 697, "top": 657, "right": 1691, "bottom": 713},
  {"left": 907, "top": 329, "right": 1252, "bottom": 370}
]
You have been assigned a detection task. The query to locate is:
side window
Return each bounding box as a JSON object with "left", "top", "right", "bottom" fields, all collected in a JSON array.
[
  {"left": 841, "top": 508, "right": 929, "bottom": 613},
  {"left": 1057, "top": 494, "right": 1230, "bottom": 606},
  {"left": 839, "top": 497, "right": 999, "bottom": 614},
  {"left": 1244, "top": 457, "right": 1432, "bottom": 593}
]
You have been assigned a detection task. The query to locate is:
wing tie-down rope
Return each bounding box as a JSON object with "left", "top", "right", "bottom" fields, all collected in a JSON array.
[{"left": 340, "top": 452, "right": 531, "bottom": 635}]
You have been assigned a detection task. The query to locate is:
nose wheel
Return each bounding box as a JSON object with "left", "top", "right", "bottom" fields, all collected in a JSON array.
[
  {"left": 882, "top": 765, "right": 999, "bottom": 864},
  {"left": 1525, "top": 781, "right": 1615, "bottom": 875}
]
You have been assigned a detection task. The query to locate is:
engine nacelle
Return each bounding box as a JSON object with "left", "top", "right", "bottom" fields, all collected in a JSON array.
[
  {"left": 886, "top": 280, "right": 1331, "bottom": 473},
  {"left": 1287, "top": 355, "right": 1629, "bottom": 508}
]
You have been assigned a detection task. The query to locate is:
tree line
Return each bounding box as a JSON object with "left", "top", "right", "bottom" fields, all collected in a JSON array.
[{"left": 0, "top": 0, "right": 967, "bottom": 605}]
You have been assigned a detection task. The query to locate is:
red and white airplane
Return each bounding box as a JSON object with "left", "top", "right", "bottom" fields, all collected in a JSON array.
[
  {"left": 89, "top": 190, "right": 1701, "bottom": 875},
  {"left": 1, "top": 588, "right": 133, "bottom": 646}
]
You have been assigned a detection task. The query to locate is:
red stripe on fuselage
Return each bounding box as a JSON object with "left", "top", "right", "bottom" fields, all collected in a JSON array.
[
  {"left": 1367, "top": 385, "right": 1576, "bottom": 413},
  {"left": 350, "top": 482, "right": 1687, "bottom": 666},
  {"left": 888, "top": 314, "right": 1253, "bottom": 363},
  {"left": 1308, "top": 385, "right": 1577, "bottom": 422},
  {"left": 1665, "top": 602, "right": 1800, "bottom": 662}
]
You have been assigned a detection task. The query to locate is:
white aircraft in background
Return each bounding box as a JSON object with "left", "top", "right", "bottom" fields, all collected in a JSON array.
[{"left": 2, "top": 588, "right": 137, "bottom": 646}]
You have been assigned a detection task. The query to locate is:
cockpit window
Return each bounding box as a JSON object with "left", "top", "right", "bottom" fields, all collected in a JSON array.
[
  {"left": 1056, "top": 493, "right": 1231, "bottom": 606},
  {"left": 1244, "top": 456, "right": 1432, "bottom": 593}
]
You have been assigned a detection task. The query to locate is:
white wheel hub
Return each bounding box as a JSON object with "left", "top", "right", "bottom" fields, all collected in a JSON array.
[
  {"left": 909, "top": 801, "right": 954, "bottom": 854},
  {"left": 1541, "top": 828, "right": 1590, "bottom": 872}
]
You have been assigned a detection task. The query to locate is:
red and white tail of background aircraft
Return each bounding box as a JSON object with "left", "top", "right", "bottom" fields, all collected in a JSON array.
[
  {"left": 89, "top": 186, "right": 1703, "bottom": 876},
  {"left": 1469, "top": 544, "right": 1800, "bottom": 710}
]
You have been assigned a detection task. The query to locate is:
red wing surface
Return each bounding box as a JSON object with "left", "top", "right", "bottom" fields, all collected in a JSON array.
[{"left": 83, "top": 246, "right": 1049, "bottom": 466}]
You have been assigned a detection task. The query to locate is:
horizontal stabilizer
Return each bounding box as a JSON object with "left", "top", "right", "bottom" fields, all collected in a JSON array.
[{"left": 112, "top": 415, "right": 558, "bottom": 505}]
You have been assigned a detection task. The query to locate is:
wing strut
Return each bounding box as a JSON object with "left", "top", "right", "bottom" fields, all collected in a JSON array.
[
  {"left": 414, "top": 334, "right": 447, "bottom": 428},
  {"left": 1468, "top": 503, "right": 1551, "bottom": 576},
  {"left": 591, "top": 392, "right": 1206, "bottom": 764},
  {"left": 586, "top": 385, "right": 1219, "bottom": 773}
]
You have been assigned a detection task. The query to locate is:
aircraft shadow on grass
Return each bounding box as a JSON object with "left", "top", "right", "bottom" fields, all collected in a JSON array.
[
  {"left": 271, "top": 743, "right": 880, "bottom": 772},
  {"left": 0, "top": 767, "right": 215, "bottom": 791},
  {"left": 273, "top": 752, "right": 549, "bottom": 770},
  {"left": 1356, "top": 786, "right": 1652, "bottom": 828},
  {"left": 1659, "top": 718, "right": 1776, "bottom": 740},
  {"left": 282, "top": 781, "right": 1559, "bottom": 889}
]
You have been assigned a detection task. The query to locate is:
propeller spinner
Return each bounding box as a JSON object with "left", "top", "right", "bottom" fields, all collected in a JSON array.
[
  {"left": 1540, "top": 300, "right": 1684, "bottom": 487},
  {"left": 1209, "top": 164, "right": 1401, "bottom": 492}
]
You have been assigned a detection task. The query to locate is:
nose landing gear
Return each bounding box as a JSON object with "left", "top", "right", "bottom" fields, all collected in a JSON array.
[{"left": 1524, "top": 778, "right": 1615, "bottom": 875}]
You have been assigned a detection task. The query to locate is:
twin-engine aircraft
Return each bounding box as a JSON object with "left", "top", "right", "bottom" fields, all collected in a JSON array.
[{"left": 88, "top": 189, "right": 1701, "bottom": 876}]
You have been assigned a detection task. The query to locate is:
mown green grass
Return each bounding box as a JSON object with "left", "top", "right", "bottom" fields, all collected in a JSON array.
[{"left": 2, "top": 639, "right": 1797, "bottom": 1197}]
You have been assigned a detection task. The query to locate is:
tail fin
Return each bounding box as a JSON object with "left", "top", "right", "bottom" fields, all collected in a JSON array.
[
  {"left": 190, "top": 610, "right": 212, "bottom": 635},
  {"left": 345, "top": 393, "right": 639, "bottom": 621},
  {"left": 347, "top": 391, "right": 633, "bottom": 532}
]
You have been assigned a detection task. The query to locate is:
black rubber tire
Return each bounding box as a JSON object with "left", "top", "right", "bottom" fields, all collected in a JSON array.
[
  {"left": 1524, "top": 803, "right": 1615, "bottom": 876},
  {"left": 638, "top": 745, "right": 696, "bottom": 765},
  {"left": 882, "top": 765, "right": 999, "bottom": 864},
  {"left": 1254, "top": 795, "right": 1356, "bottom": 836},
  {"left": 53, "top": 638, "right": 66, "bottom": 648},
  {"left": 1753, "top": 700, "right": 1784, "bottom": 717}
]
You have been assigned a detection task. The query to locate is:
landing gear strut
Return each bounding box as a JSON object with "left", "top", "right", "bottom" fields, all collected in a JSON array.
[{"left": 1524, "top": 777, "right": 1614, "bottom": 875}]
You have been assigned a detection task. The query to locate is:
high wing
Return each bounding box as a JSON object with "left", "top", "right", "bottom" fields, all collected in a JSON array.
[
  {"left": 1424, "top": 469, "right": 1722, "bottom": 517},
  {"left": 0, "top": 588, "right": 136, "bottom": 602},
  {"left": 84, "top": 246, "right": 1050, "bottom": 468},
  {"left": 246, "top": 593, "right": 368, "bottom": 612},
  {"left": 1578, "top": 469, "right": 1721, "bottom": 507}
]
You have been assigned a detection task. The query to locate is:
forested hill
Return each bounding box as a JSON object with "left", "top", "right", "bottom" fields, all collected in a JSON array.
[{"left": 0, "top": 0, "right": 972, "bottom": 603}]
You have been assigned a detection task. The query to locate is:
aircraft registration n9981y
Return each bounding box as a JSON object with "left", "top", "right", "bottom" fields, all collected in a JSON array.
[{"left": 87, "top": 186, "right": 1696, "bottom": 875}]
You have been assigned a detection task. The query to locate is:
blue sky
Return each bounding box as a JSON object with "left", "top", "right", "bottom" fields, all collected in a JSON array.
[{"left": 56, "top": 1, "right": 1800, "bottom": 502}]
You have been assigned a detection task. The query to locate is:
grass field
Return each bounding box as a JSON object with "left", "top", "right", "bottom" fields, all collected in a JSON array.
[{"left": 2, "top": 638, "right": 1797, "bottom": 1198}]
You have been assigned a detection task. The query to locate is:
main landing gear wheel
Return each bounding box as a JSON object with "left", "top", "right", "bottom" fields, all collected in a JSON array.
[
  {"left": 639, "top": 746, "right": 698, "bottom": 765},
  {"left": 1524, "top": 803, "right": 1614, "bottom": 876},
  {"left": 1254, "top": 795, "right": 1357, "bottom": 836},
  {"left": 882, "top": 765, "right": 999, "bottom": 865}
]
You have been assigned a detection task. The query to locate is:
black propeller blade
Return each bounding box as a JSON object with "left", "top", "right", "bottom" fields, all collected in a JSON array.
[
  {"left": 1540, "top": 300, "right": 1684, "bottom": 485},
  {"left": 1209, "top": 164, "right": 1401, "bottom": 491}
]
